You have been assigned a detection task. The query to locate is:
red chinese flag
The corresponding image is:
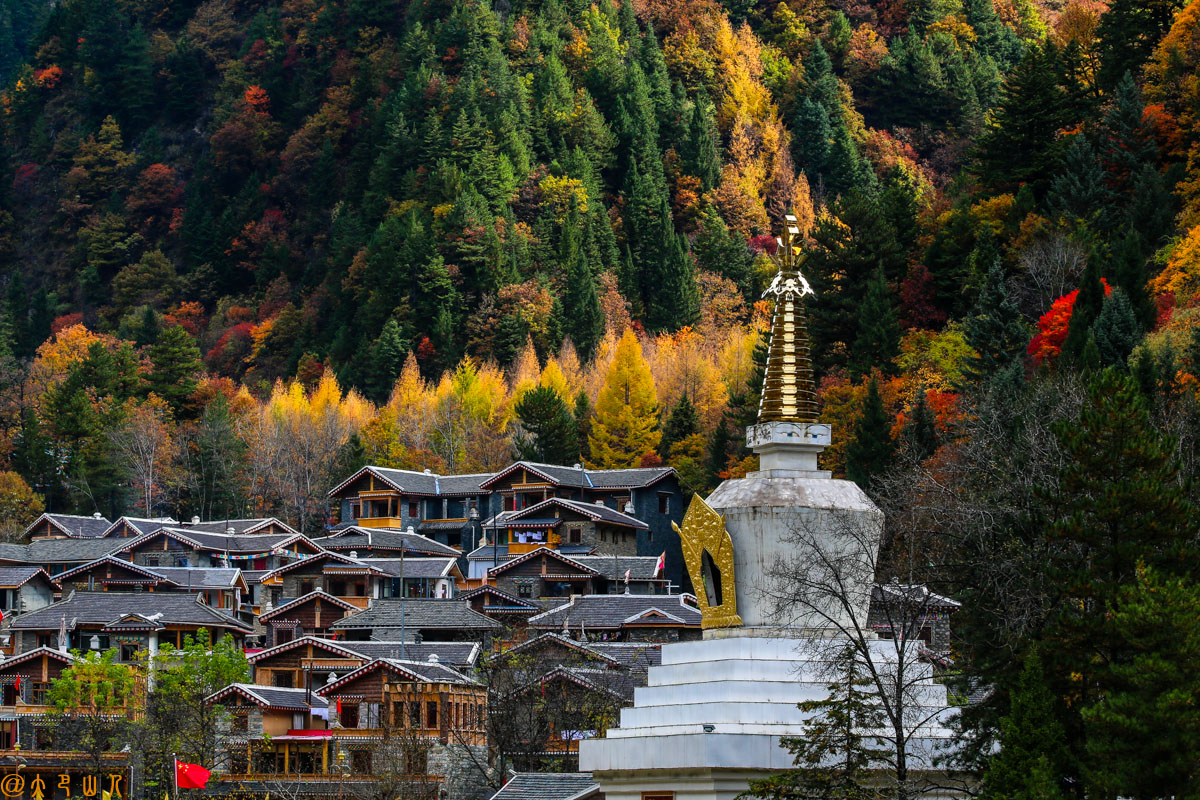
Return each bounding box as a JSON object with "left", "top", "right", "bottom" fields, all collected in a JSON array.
[{"left": 175, "top": 761, "right": 211, "bottom": 789}]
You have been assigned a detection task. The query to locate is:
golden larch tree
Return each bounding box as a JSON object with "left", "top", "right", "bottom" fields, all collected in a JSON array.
[{"left": 587, "top": 329, "right": 661, "bottom": 468}]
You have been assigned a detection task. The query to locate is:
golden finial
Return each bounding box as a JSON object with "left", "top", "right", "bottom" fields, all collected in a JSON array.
[{"left": 758, "top": 214, "right": 819, "bottom": 424}]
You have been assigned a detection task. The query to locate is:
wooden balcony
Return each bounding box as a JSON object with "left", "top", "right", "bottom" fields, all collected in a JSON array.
[{"left": 357, "top": 517, "right": 406, "bottom": 529}]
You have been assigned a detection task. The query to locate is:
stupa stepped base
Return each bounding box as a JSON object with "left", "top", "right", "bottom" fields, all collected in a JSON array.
[{"left": 579, "top": 635, "right": 960, "bottom": 800}]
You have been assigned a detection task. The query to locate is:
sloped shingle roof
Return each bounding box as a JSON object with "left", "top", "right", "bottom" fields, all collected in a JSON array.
[
  {"left": 27, "top": 513, "right": 112, "bottom": 539},
  {"left": 331, "top": 599, "right": 501, "bottom": 631},
  {"left": 313, "top": 527, "right": 459, "bottom": 557},
  {"left": 528, "top": 594, "right": 701, "bottom": 631},
  {"left": 206, "top": 683, "right": 327, "bottom": 710},
  {"left": 0, "top": 538, "right": 127, "bottom": 565},
  {"left": 0, "top": 566, "right": 51, "bottom": 588},
  {"left": 8, "top": 591, "right": 252, "bottom": 632},
  {"left": 489, "top": 772, "right": 599, "bottom": 800}
]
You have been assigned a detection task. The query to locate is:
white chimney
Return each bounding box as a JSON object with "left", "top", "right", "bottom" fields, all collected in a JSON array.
[
  {"left": 93, "top": 512, "right": 103, "bottom": 519},
  {"left": 191, "top": 516, "right": 201, "bottom": 524},
  {"left": 349, "top": 551, "right": 358, "bottom": 559}
]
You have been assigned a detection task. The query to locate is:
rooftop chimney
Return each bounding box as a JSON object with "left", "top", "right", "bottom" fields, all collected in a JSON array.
[
  {"left": 92, "top": 512, "right": 103, "bottom": 519},
  {"left": 191, "top": 515, "right": 201, "bottom": 524}
]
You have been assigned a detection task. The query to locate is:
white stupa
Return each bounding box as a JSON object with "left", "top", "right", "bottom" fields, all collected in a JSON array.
[{"left": 579, "top": 217, "right": 958, "bottom": 799}]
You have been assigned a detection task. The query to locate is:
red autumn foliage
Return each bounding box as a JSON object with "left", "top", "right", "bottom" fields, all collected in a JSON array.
[
  {"left": 1028, "top": 279, "right": 1111, "bottom": 366},
  {"left": 899, "top": 263, "right": 947, "bottom": 330},
  {"left": 748, "top": 234, "right": 777, "bottom": 255},
  {"left": 51, "top": 313, "right": 83, "bottom": 334},
  {"left": 1156, "top": 291, "right": 1176, "bottom": 329}
]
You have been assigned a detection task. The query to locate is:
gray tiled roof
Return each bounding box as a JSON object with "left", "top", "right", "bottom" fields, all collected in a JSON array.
[
  {"left": 313, "top": 527, "right": 459, "bottom": 557},
  {"left": 317, "top": 657, "right": 477, "bottom": 693},
  {"left": 330, "top": 466, "right": 494, "bottom": 498},
  {"left": 417, "top": 519, "right": 470, "bottom": 533},
  {"left": 585, "top": 467, "right": 674, "bottom": 489},
  {"left": 148, "top": 567, "right": 243, "bottom": 588},
  {"left": 0, "top": 566, "right": 49, "bottom": 588},
  {"left": 28, "top": 513, "right": 112, "bottom": 539},
  {"left": 152, "top": 528, "right": 306, "bottom": 553},
  {"left": 489, "top": 772, "right": 598, "bottom": 800},
  {"left": 101, "top": 517, "right": 175, "bottom": 537},
  {"left": 8, "top": 591, "right": 253, "bottom": 631},
  {"left": 483, "top": 462, "right": 675, "bottom": 491},
  {"left": 339, "top": 640, "right": 480, "bottom": 667},
  {"left": 182, "top": 518, "right": 297, "bottom": 535},
  {"left": 466, "top": 544, "right": 509, "bottom": 561},
  {"left": 569, "top": 555, "right": 662, "bottom": 581},
  {"left": 360, "top": 558, "right": 456, "bottom": 579},
  {"left": 554, "top": 499, "right": 648, "bottom": 528},
  {"left": 331, "top": 599, "right": 501, "bottom": 631},
  {"left": 435, "top": 473, "right": 493, "bottom": 495},
  {"left": 208, "top": 683, "right": 327, "bottom": 710},
  {"left": 0, "top": 538, "right": 126, "bottom": 564},
  {"left": 528, "top": 594, "right": 701, "bottom": 630}
]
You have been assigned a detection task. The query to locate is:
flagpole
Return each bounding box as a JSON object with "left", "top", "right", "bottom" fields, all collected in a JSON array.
[{"left": 173, "top": 754, "right": 178, "bottom": 800}]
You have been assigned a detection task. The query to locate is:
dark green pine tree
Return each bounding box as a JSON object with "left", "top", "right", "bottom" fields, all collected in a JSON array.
[
  {"left": 1094, "top": 0, "right": 1184, "bottom": 92},
  {"left": 514, "top": 385, "right": 579, "bottom": 466},
  {"left": 1083, "top": 566, "right": 1200, "bottom": 799},
  {"left": 806, "top": 190, "right": 904, "bottom": 376},
  {"left": 573, "top": 390, "right": 593, "bottom": 465},
  {"left": 146, "top": 325, "right": 203, "bottom": 417},
  {"left": 163, "top": 39, "right": 205, "bottom": 123},
  {"left": 845, "top": 377, "right": 895, "bottom": 488},
  {"left": 965, "top": 0, "right": 1022, "bottom": 69},
  {"left": 848, "top": 267, "right": 900, "bottom": 379},
  {"left": 1091, "top": 287, "right": 1140, "bottom": 369},
  {"left": 681, "top": 89, "right": 721, "bottom": 192},
  {"left": 366, "top": 319, "right": 410, "bottom": 403},
  {"left": 117, "top": 24, "right": 155, "bottom": 134},
  {"left": 692, "top": 205, "right": 754, "bottom": 302},
  {"left": 1096, "top": 74, "right": 1160, "bottom": 226},
  {"left": 791, "top": 98, "right": 833, "bottom": 187},
  {"left": 973, "top": 42, "right": 1082, "bottom": 197},
  {"left": 962, "top": 261, "right": 1029, "bottom": 384},
  {"left": 1039, "top": 369, "right": 1199, "bottom": 758},
  {"left": 659, "top": 395, "right": 700, "bottom": 459},
  {"left": 560, "top": 206, "right": 605, "bottom": 360},
  {"left": 744, "top": 644, "right": 888, "bottom": 800},
  {"left": 901, "top": 389, "right": 939, "bottom": 461},
  {"left": 978, "top": 649, "right": 1069, "bottom": 800},
  {"left": 1062, "top": 257, "right": 1107, "bottom": 364},
  {"left": 134, "top": 305, "right": 160, "bottom": 347},
  {"left": 1047, "top": 136, "right": 1106, "bottom": 221}
]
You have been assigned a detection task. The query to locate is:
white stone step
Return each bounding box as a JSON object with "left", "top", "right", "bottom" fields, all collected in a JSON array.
[
  {"left": 647, "top": 658, "right": 823, "bottom": 686},
  {"left": 634, "top": 679, "right": 951, "bottom": 708}
]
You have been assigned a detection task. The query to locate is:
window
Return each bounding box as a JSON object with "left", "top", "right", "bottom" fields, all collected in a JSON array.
[
  {"left": 351, "top": 750, "right": 372, "bottom": 774},
  {"left": 36, "top": 634, "right": 51, "bottom": 649},
  {"left": 568, "top": 527, "right": 582, "bottom": 544},
  {"left": 299, "top": 579, "right": 315, "bottom": 595},
  {"left": 503, "top": 496, "right": 515, "bottom": 512},
  {"left": 404, "top": 745, "right": 428, "bottom": 775},
  {"left": 272, "top": 671, "right": 295, "bottom": 689},
  {"left": 232, "top": 712, "right": 248, "bottom": 733},
  {"left": 274, "top": 627, "right": 293, "bottom": 646},
  {"left": 408, "top": 501, "right": 418, "bottom": 518},
  {"left": 643, "top": 794, "right": 675, "bottom": 800},
  {"left": 119, "top": 644, "right": 140, "bottom": 662},
  {"left": 340, "top": 703, "right": 359, "bottom": 728},
  {"left": 426, "top": 700, "right": 438, "bottom": 729},
  {"left": 331, "top": 580, "right": 347, "bottom": 596},
  {"left": 517, "top": 584, "right": 531, "bottom": 598},
  {"left": 658, "top": 494, "right": 670, "bottom": 514}
]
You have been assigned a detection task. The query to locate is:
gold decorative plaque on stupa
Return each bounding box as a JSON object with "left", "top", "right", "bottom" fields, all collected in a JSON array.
[{"left": 672, "top": 494, "right": 743, "bottom": 629}]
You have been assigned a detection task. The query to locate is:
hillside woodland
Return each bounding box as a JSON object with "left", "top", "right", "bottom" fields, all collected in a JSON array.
[{"left": 1, "top": 0, "right": 1200, "bottom": 793}]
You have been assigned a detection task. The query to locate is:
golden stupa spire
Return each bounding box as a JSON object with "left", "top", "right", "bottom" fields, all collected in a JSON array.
[{"left": 757, "top": 214, "right": 819, "bottom": 425}]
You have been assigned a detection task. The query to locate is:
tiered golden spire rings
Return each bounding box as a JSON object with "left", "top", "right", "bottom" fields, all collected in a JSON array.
[{"left": 758, "top": 214, "right": 819, "bottom": 424}]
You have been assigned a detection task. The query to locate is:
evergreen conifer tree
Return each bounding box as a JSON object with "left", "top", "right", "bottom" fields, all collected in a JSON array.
[
  {"left": 146, "top": 325, "right": 202, "bottom": 417},
  {"left": 744, "top": 644, "right": 888, "bottom": 800},
  {"left": 367, "top": 320, "right": 410, "bottom": 403},
  {"left": 659, "top": 395, "right": 700, "bottom": 459},
  {"left": 1083, "top": 566, "right": 1200, "bottom": 798},
  {"left": 574, "top": 390, "right": 593, "bottom": 464},
  {"left": 845, "top": 377, "right": 894, "bottom": 488},
  {"left": 901, "top": 389, "right": 939, "bottom": 461},
  {"left": 979, "top": 649, "right": 1069, "bottom": 800},
  {"left": 1091, "top": 287, "right": 1140, "bottom": 368},
  {"left": 560, "top": 206, "right": 605, "bottom": 359},
  {"left": 1062, "top": 257, "right": 1107, "bottom": 364},
  {"left": 962, "top": 261, "right": 1029, "bottom": 384},
  {"left": 1095, "top": 0, "right": 1184, "bottom": 91},
  {"left": 848, "top": 267, "right": 900, "bottom": 379},
  {"left": 514, "top": 385, "right": 579, "bottom": 465}
]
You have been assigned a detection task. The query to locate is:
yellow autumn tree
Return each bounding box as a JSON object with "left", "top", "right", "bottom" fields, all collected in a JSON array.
[
  {"left": 1150, "top": 226, "right": 1200, "bottom": 299},
  {"left": 587, "top": 329, "right": 661, "bottom": 468}
]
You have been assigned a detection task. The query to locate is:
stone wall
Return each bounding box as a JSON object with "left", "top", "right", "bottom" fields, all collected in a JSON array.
[{"left": 428, "top": 741, "right": 491, "bottom": 800}]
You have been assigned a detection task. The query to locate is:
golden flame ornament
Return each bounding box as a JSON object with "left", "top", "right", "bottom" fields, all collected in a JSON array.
[{"left": 672, "top": 494, "right": 743, "bottom": 629}]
